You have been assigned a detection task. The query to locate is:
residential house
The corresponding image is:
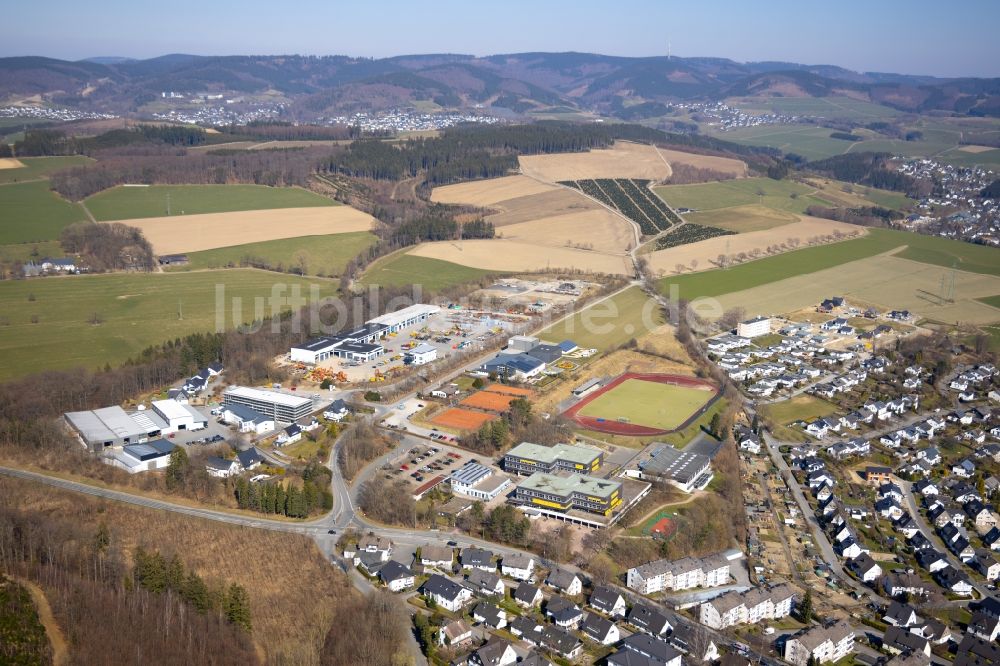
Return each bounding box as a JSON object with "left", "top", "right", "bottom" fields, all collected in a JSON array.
[
  {"left": 377, "top": 560, "right": 415, "bottom": 592},
  {"left": 545, "top": 595, "right": 583, "bottom": 630},
  {"left": 969, "top": 612, "right": 1000, "bottom": 642},
  {"left": 500, "top": 552, "right": 535, "bottom": 581},
  {"left": 473, "top": 602, "right": 507, "bottom": 630},
  {"left": 626, "top": 602, "right": 672, "bottom": 636},
  {"left": 546, "top": 568, "right": 582, "bottom": 596},
  {"left": 460, "top": 547, "right": 494, "bottom": 572},
  {"left": 205, "top": 456, "right": 240, "bottom": 478},
  {"left": 611, "top": 634, "right": 682, "bottom": 666},
  {"left": 512, "top": 582, "right": 542, "bottom": 609},
  {"left": 467, "top": 569, "right": 505, "bottom": 597},
  {"left": 589, "top": 585, "right": 626, "bottom": 618},
  {"left": 883, "top": 602, "right": 921, "bottom": 627},
  {"left": 934, "top": 566, "right": 973, "bottom": 596},
  {"left": 421, "top": 574, "right": 473, "bottom": 612},
  {"left": 322, "top": 399, "right": 349, "bottom": 422},
  {"left": 848, "top": 553, "right": 882, "bottom": 583},
  {"left": 419, "top": 544, "right": 453, "bottom": 569},
  {"left": 580, "top": 612, "right": 620, "bottom": 646},
  {"left": 438, "top": 618, "right": 474, "bottom": 647},
  {"left": 468, "top": 638, "right": 517, "bottom": 666},
  {"left": 882, "top": 625, "right": 930, "bottom": 658}
]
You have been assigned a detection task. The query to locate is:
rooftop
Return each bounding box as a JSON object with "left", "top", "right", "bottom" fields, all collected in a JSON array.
[
  {"left": 518, "top": 472, "right": 620, "bottom": 499},
  {"left": 506, "top": 441, "right": 601, "bottom": 466},
  {"left": 224, "top": 386, "right": 312, "bottom": 409}
]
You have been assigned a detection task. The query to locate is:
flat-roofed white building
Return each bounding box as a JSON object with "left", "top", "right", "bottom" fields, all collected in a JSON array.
[
  {"left": 367, "top": 304, "right": 440, "bottom": 332},
  {"left": 151, "top": 399, "right": 206, "bottom": 432},
  {"left": 106, "top": 439, "right": 176, "bottom": 474},
  {"left": 222, "top": 386, "right": 312, "bottom": 423},
  {"left": 450, "top": 461, "right": 512, "bottom": 501},
  {"left": 737, "top": 316, "right": 771, "bottom": 339},
  {"left": 405, "top": 343, "right": 437, "bottom": 366}
]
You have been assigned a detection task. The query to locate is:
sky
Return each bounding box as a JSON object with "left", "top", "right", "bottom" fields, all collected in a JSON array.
[{"left": 5, "top": 0, "right": 1000, "bottom": 78}]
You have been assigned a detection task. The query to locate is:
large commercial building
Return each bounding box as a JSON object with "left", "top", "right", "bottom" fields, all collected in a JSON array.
[
  {"left": 106, "top": 439, "right": 176, "bottom": 474},
  {"left": 66, "top": 406, "right": 153, "bottom": 450},
  {"left": 151, "top": 399, "right": 207, "bottom": 432},
  {"left": 510, "top": 472, "right": 622, "bottom": 517},
  {"left": 626, "top": 550, "right": 739, "bottom": 594},
  {"left": 633, "top": 444, "right": 713, "bottom": 493},
  {"left": 289, "top": 304, "right": 440, "bottom": 365},
  {"left": 503, "top": 442, "right": 603, "bottom": 476},
  {"left": 222, "top": 386, "right": 313, "bottom": 423}
]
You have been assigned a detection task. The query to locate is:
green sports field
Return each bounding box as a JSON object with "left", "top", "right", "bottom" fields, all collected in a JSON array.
[
  {"left": 84, "top": 184, "right": 338, "bottom": 221},
  {"left": 361, "top": 253, "right": 502, "bottom": 292},
  {"left": 0, "top": 155, "right": 94, "bottom": 184},
  {"left": 0, "top": 269, "right": 337, "bottom": 380},
  {"left": 538, "top": 286, "right": 664, "bottom": 351},
  {"left": 169, "top": 231, "right": 377, "bottom": 277},
  {"left": 578, "top": 378, "right": 714, "bottom": 431},
  {"left": 0, "top": 180, "right": 89, "bottom": 244},
  {"left": 660, "top": 228, "right": 1000, "bottom": 300}
]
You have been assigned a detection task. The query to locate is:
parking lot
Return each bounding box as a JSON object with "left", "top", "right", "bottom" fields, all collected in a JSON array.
[{"left": 381, "top": 442, "right": 472, "bottom": 491}]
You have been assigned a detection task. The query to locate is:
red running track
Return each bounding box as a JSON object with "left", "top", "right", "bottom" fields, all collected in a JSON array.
[{"left": 562, "top": 372, "right": 719, "bottom": 436}]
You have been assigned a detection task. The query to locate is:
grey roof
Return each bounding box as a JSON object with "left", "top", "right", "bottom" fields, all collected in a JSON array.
[
  {"left": 581, "top": 612, "right": 615, "bottom": 641},
  {"left": 460, "top": 547, "right": 494, "bottom": 567},
  {"left": 65, "top": 406, "right": 147, "bottom": 443},
  {"left": 640, "top": 444, "right": 711, "bottom": 484},
  {"left": 236, "top": 447, "right": 263, "bottom": 468},
  {"left": 546, "top": 567, "right": 579, "bottom": 590},
  {"left": 225, "top": 403, "right": 271, "bottom": 423},
  {"left": 122, "top": 439, "right": 175, "bottom": 461},
  {"left": 473, "top": 602, "right": 505, "bottom": 626},
  {"left": 205, "top": 456, "right": 236, "bottom": 471},
  {"left": 450, "top": 460, "right": 492, "bottom": 486},
  {"left": 513, "top": 582, "right": 541, "bottom": 605},
  {"left": 467, "top": 569, "right": 502, "bottom": 591},
  {"left": 621, "top": 633, "right": 682, "bottom": 662},
  {"left": 377, "top": 560, "right": 413, "bottom": 583},
  {"left": 627, "top": 603, "right": 671, "bottom": 634},
  {"left": 421, "top": 573, "right": 466, "bottom": 601},
  {"left": 472, "top": 638, "right": 513, "bottom": 666},
  {"left": 589, "top": 585, "right": 623, "bottom": 612}
]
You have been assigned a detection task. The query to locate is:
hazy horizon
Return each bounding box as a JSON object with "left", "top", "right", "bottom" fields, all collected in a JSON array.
[{"left": 3, "top": 0, "right": 999, "bottom": 79}]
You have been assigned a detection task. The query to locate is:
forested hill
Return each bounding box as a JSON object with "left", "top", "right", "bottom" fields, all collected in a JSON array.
[{"left": 2, "top": 52, "right": 999, "bottom": 118}]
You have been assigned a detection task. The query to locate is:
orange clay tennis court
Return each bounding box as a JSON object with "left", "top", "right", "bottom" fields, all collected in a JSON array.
[
  {"left": 459, "top": 391, "right": 518, "bottom": 412},
  {"left": 432, "top": 408, "right": 497, "bottom": 430},
  {"left": 484, "top": 384, "right": 534, "bottom": 397}
]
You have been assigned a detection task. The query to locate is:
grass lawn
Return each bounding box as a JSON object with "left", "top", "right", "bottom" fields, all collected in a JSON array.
[
  {"left": 0, "top": 269, "right": 337, "bottom": 380},
  {"left": 660, "top": 228, "right": 1000, "bottom": 300},
  {"left": 578, "top": 378, "right": 715, "bottom": 431},
  {"left": 705, "top": 125, "right": 857, "bottom": 161},
  {"left": 361, "top": 253, "right": 503, "bottom": 291},
  {"left": 169, "top": 231, "right": 377, "bottom": 277},
  {"left": 659, "top": 398, "right": 727, "bottom": 448},
  {"left": 0, "top": 180, "right": 89, "bottom": 244},
  {"left": 762, "top": 395, "right": 839, "bottom": 425},
  {"left": 0, "top": 155, "right": 94, "bottom": 184},
  {"left": 277, "top": 438, "right": 322, "bottom": 461},
  {"left": 85, "top": 184, "right": 337, "bottom": 221},
  {"left": 538, "top": 286, "right": 664, "bottom": 351}
]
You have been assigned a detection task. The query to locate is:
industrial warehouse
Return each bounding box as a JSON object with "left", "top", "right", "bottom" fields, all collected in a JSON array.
[
  {"left": 65, "top": 400, "right": 207, "bottom": 451},
  {"left": 289, "top": 304, "right": 441, "bottom": 365},
  {"left": 222, "top": 386, "right": 313, "bottom": 423}
]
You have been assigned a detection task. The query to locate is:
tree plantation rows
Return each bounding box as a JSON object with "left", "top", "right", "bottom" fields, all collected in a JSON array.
[
  {"left": 562, "top": 178, "right": 679, "bottom": 236},
  {"left": 654, "top": 223, "right": 734, "bottom": 249}
]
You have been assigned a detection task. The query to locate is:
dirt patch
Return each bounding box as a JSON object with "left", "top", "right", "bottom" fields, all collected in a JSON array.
[
  {"left": 407, "top": 239, "right": 631, "bottom": 275},
  {"left": 0, "top": 158, "right": 25, "bottom": 170},
  {"left": 958, "top": 145, "right": 996, "bottom": 153},
  {"left": 646, "top": 215, "right": 864, "bottom": 275},
  {"left": 119, "top": 206, "right": 375, "bottom": 254},
  {"left": 432, "top": 407, "right": 497, "bottom": 430},
  {"left": 17, "top": 577, "right": 68, "bottom": 666},
  {"left": 658, "top": 148, "right": 746, "bottom": 177},
  {"left": 518, "top": 141, "right": 671, "bottom": 182},
  {"left": 484, "top": 384, "right": 533, "bottom": 397},
  {"left": 459, "top": 391, "right": 519, "bottom": 412},
  {"left": 496, "top": 209, "right": 633, "bottom": 254},
  {"left": 488, "top": 189, "right": 600, "bottom": 227},
  {"left": 431, "top": 175, "right": 558, "bottom": 206}
]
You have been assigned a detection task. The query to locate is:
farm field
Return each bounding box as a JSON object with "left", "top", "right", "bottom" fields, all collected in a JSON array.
[
  {"left": 85, "top": 184, "right": 337, "bottom": 221},
  {"left": 0, "top": 155, "right": 93, "bottom": 184},
  {"left": 0, "top": 240, "right": 62, "bottom": 265},
  {"left": 978, "top": 295, "right": 1000, "bottom": 309},
  {"left": 0, "top": 158, "right": 23, "bottom": 169},
  {"left": 705, "top": 125, "right": 855, "bottom": 161},
  {"left": 361, "top": 253, "right": 501, "bottom": 291},
  {"left": 0, "top": 269, "right": 336, "bottom": 380},
  {"left": 845, "top": 128, "right": 962, "bottom": 159},
  {"left": 430, "top": 175, "right": 557, "bottom": 206},
  {"left": 170, "top": 231, "right": 377, "bottom": 276},
  {"left": 731, "top": 96, "right": 901, "bottom": 120},
  {"left": 656, "top": 148, "right": 746, "bottom": 177},
  {"left": 682, "top": 204, "right": 798, "bottom": 233},
  {"left": 518, "top": 141, "right": 671, "bottom": 182},
  {"left": 496, "top": 209, "right": 633, "bottom": 254},
  {"left": 118, "top": 206, "right": 375, "bottom": 254},
  {"left": 713, "top": 254, "right": 1000, "bottom": 325},
  {"left": 646, "top": 216, "right": 864, "bottom": 277},
  {"left": 654, "top": 177, "right": 828, "bottom": 214},
  {"left": 0, "top": 180, "right": 89, "bottom": 244},
  {"left": 538, "top": 286, "right": 664, "bottom": 351},
  {"left": 407, "top": 239, "right": 631, "bottom": 275},
  {"left": 936, "top": 145, "right": 1000, "bottom": 170},
  {"left": 576, "top": 377, "right": 716, "bottom": 431},
  {"left": 487, "top": 189, "right": 599, "bottom": 227}
]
